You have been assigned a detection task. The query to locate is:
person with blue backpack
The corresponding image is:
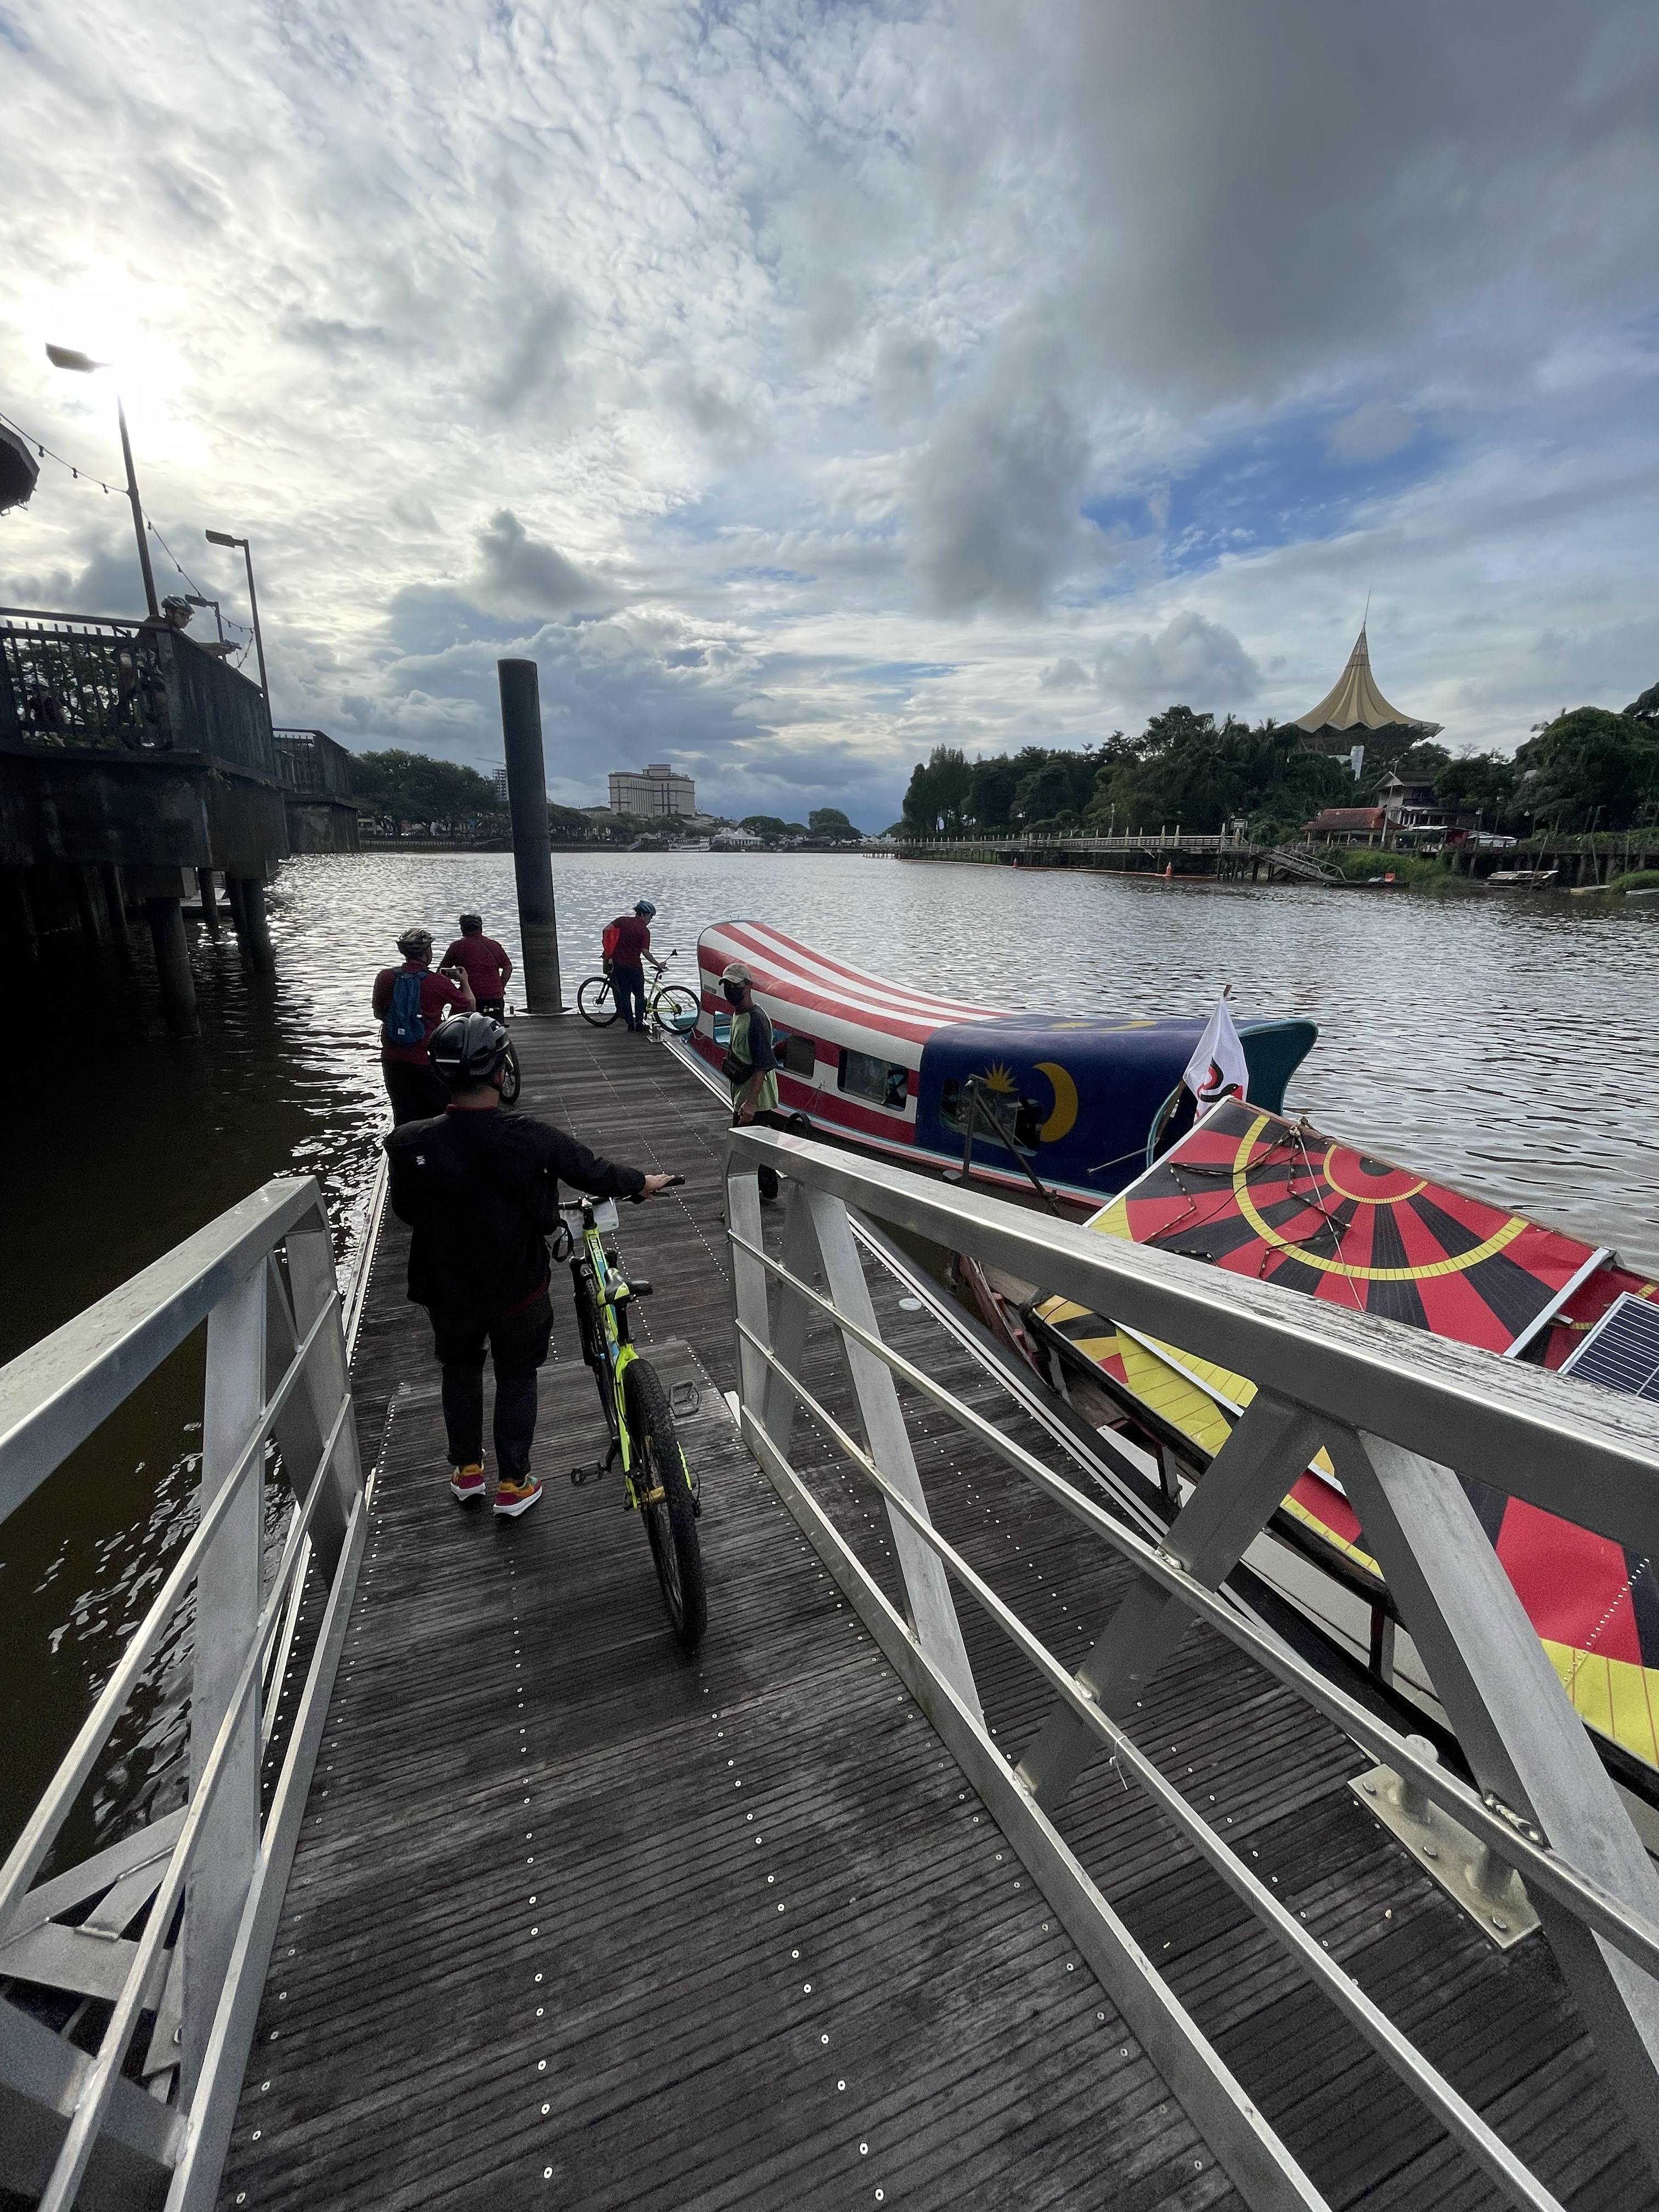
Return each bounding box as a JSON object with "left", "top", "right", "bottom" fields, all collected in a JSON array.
[{"left": 373, "top": 927, "right": 476, "bottom": 1123}]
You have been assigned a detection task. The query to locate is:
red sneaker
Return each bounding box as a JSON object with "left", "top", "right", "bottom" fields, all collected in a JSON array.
[
  {"left": 450, "top": 1463, "right": 486, "bottom": 1505},
  {"left": 494, "top": 1474, "right": 543, "bottom": 1519}
]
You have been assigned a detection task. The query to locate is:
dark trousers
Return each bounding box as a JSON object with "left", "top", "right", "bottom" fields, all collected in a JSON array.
[
  {"left": 383, "top": 1058, "right": 448, "bottom": 1125},
  {"left": 612, "top": 964, "right": 645, "bottom": 1029},
  {"left": 429, "top": 1294, "right": 554, "bottom": 1480},
  {"left": 732, "top": 1103, "right": 788, "bottom": 1200}
]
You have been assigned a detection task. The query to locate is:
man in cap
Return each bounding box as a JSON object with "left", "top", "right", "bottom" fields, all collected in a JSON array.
[{"left": 720, "top": 961, "right": 782, "bottom": 1202}]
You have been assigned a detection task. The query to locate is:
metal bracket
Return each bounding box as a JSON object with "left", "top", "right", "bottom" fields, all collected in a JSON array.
[{"left": 1351, "top": 1739, "right": 1539, "bottom": 1949}]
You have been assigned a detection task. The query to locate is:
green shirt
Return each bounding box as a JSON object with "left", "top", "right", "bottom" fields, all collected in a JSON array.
[{"left": 728, "top": 1007, "right": 780, "bottom": 1114}]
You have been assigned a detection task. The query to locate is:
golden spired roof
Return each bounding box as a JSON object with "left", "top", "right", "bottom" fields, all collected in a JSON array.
[{"left": 1294, "top": 623, "right": 1441, "bottom": 738}]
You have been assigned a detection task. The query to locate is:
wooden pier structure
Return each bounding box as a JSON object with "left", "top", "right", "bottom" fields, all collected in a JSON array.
[{"left": 5, "top": 1014, "right": 1659, "bottom": 2212}]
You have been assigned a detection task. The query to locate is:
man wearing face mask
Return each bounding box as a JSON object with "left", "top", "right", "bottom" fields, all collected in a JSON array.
[{"left": 720, "top": 961, "right": 782, "bottom": 1203}]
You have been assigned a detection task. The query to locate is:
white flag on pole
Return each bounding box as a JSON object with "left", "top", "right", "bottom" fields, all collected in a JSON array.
[{"left": 1183, "top": 992, "right": 1249, "bottom": 1114}]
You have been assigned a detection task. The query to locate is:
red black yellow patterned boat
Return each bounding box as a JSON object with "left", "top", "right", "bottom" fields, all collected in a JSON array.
[{"left": 1029, "top": 1098, "right": 1659, "bottom": 1817}]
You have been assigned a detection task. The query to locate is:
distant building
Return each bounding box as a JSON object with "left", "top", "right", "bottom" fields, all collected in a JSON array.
[
  {"left": 492, "top": 767, "right": 510, "bottom": 804},
  {"left": 1376, "top": 769, "right": 1448, "bottom": 838},
  {"left": 710, "top": 827, "right": 763, "bottom": 850},
  {"left": 1294, "top": 623, "right": 1442, "bottom": 760},
  {"left": 1306, "top": 805, "right": 1387, "bottom": 847},
  {"left": 609, "top": 762, "right": 696, "bottom": 819}
]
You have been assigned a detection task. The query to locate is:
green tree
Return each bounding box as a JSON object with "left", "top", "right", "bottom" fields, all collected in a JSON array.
[
  {"left": 808, "top": 806, "right": 861, "bottom": 840},
  {"left": 1513, "top": 709, "right": 1659, "bottom": 834},
  {"left": 901, "top": 746, "right": 972, "bottom": 836},
  {"left": 352, "top": 749, "right": 503, "bottom": 826},
  {"left": 741, "top": 814, "right": 789, "bottom": 841},
  {"left": 547, "top": 803, "right": 596, "bottom": 841},
  {"left": 1431, "top": 753, "right": 1516, "bottom": 822}
]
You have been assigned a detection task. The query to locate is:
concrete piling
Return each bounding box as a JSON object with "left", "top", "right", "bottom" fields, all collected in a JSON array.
[
  {"left": 198, "top": 867, "right": 222, "bottom": 939},
  {"left": 145, "top": 895, "right": 201, "bottom": 1038},
  {"left": 498, "top": 658, "right": 563, "bottom": 1012}
]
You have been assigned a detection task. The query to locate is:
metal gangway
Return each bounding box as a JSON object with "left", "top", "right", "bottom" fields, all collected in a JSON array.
[{"left": 3, "top": 1108, "right": 1659, "bottom": 2208}]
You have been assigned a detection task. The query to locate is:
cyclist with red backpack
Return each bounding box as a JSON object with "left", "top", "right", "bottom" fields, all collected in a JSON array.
[
  {"left": 602, "top": 899, "right": 663, "bottom": 1032},
  {"left": 373, "top": 928, "right": 476, "bottom": 1123}
]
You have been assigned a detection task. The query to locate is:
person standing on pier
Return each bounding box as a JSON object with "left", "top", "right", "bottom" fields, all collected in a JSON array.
[
  {"left": 720, "top": 960, "right": 783, "bottom": 1204},
  {"left": 373, "top": 928, "right": 475, "bottom": 1124},
  {"left": 385, "top": 1012, "right": 674, "bottom": 1517},
  {"left": 605, "top": 899, "right": 662, "bottom": 1032},
  {"left": 441, "top": 912, "right": 514, "bottom": 1018}
]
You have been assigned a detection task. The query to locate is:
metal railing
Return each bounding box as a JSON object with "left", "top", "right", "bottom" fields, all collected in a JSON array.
[
  {"left": 0, "top": 612, "right": 276, "bottom": 780},
  {"left": 0, "top": 1173, "right": 374, "bottom": 2211},
  {"left": 272, "top": 728, "right": 355, "bottom": 800},
  {"left": 723, "top": 1126, "right": 1659, "bottom": 2212}
]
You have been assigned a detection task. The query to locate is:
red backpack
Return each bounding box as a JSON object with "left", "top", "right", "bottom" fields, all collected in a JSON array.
[{"left": 601, "top": 919, "right": 621, "bottom": 966}]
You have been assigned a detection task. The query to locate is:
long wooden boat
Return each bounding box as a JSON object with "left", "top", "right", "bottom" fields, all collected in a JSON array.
[
  {"left": 690, "top": 921, "right": 1659, "bottom": 1834},
  {"left": 691, "top": 920, "right": 1317, "bottom": 1213}
]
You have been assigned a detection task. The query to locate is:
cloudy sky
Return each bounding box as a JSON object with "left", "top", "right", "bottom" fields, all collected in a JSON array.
[{"left": 3, "top": 2, "right": 1656, "bottom": 827}]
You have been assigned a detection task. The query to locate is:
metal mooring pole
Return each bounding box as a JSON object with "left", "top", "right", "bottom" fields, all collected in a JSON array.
[{"left": 497, "top": 658, "right": 563, "bottom": 1011}]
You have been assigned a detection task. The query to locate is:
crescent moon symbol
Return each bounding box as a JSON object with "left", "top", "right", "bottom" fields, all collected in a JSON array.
[{"left": 1035, "top": 1062, "right": 1078, "bottom": 1143}]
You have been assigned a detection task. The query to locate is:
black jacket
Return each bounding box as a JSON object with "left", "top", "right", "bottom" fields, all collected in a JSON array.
[{"left": 384, "top": 1108, "right": 645, "bottom": 1317}]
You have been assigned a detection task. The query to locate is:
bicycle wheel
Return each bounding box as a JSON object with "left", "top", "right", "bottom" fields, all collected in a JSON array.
[
  {"left": 652, "top": 983, "right": 700, "bottom": 1035},
  {"left": 498, "top": 1038, "right": 521, "bottom": 1104},
  {"left": 625, "top": 1359, "right": 706, "bottom": 1651},
  {"left": 578, "top": 974, "right": 619, "bottom": 1026}
]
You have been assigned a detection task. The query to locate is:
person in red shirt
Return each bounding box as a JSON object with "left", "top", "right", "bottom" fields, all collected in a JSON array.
[
  {"left": 441, "top": 913, "right": 514, "bottom": 1017},
  {"left": 606, "top": 899, "right": 663, "bottom": 1031},
  {"left": 372, "top": 928, "right": 475, "bottom": 1124}
]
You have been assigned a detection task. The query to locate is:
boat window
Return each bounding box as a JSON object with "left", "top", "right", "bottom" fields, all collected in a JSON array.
[
  {"left": 712, "top": 1011, "right": 732, "bottom": 1047},
  {"left": 783, "top": 1033, "right": 817, "bottom": 1077},
  {"left": 940, "top": 1080, "right": 1041, "bottom": 1152},
  {"left": 839, "top": 1048, "right": 910, "bottom": 1111}
]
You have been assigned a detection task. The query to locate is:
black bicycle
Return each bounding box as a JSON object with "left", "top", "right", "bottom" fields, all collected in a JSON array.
[{"left": 562, "top": 1182, "right": 705, "bottom": 1649}]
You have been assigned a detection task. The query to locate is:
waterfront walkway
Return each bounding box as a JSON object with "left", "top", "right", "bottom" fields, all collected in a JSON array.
[
  {"left": 216, "top": 1017, "right": 1655, "bottom": 2211},
  {"left": 215, "top": 1019, "right": 1234, "bottom": 2210}
]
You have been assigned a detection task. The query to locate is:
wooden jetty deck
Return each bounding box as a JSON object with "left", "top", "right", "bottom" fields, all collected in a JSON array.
[{"left": 216, "top": 1016, "right": 1657, "bottom": 2211}]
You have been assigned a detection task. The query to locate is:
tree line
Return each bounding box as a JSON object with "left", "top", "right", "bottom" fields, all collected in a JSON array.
[
  {"left": 899, "top": 685, "right": 1659, "bottom": 847},
  {"left": 346, "top": 751, "right": 867, "bottom": 844}
]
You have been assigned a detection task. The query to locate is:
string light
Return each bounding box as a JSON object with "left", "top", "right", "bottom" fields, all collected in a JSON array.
[{"left": 1, "top": 403, "right": 254, "bottom": 654}]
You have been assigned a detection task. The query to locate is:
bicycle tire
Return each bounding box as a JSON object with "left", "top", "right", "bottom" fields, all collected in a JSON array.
[
  {"left": 578, "top": 975, "right": 619, "bottom": 1026},
  {"left": 652, "top": 983, "right": 700, "bottom": 1035},
  {"left": 499, "top": 1039, "right": 521, "bottom": 1105},
  {"left": 625, "top": 1359, "right": 706, "bottom": 1651}
]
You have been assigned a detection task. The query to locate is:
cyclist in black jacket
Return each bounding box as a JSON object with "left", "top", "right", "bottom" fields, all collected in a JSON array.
[{"left": 385, "top": 1012, "right": 673, "bottom": 1517}]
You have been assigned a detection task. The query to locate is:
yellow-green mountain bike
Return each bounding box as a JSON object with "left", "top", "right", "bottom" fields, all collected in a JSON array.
[{"left": 562, "top": 1183, "right": 706, "bottom": 1650}]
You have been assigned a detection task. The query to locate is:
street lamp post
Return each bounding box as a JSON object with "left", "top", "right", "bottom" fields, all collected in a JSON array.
[
  {"left": 205, "top": 529, "right": 269, "bottom": 699},
  {"left": 46, "top": 344, "right": 160, "bottom": 621}
]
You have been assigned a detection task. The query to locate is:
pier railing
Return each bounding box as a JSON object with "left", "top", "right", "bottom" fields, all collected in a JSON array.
[
  {"left": 0, "top": 1175, "right": 369, "bottom": 2212},
  {"left": 724, "top": 1126, "right": 1659, "bottom": 2211},
  {"left": 0, "top": 610, "right": 278, "bottom": 781},
  {"left": 272, "top": 727, "right": 355, "bottom": 800}
]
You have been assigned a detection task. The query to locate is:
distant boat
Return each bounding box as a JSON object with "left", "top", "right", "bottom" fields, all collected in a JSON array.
[{"left": 689, "top": 921, "right": 1316, "bottom": 1214}]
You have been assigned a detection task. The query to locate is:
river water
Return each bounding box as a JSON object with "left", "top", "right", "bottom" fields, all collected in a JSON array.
[{"left": 4, "top": 851, "right": 1657, "bottom": 1861}]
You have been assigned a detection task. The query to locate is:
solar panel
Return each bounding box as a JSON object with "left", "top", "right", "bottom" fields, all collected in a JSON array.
[{"left": 1560, "top": 1293, "right": 1659, "bottom": 1403}]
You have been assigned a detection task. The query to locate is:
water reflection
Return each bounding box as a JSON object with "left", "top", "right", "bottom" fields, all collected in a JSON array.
[{"left": 2, "top": 850, "right": 1655, "bottom": 1858}]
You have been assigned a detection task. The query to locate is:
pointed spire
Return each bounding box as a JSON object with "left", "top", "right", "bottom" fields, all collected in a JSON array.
[{"left": 1294, "top": 619, "right": 1440, "bottom": 744}]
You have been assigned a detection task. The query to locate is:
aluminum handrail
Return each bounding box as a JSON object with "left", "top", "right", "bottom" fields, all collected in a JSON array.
[
  {"left": 723, "top": 1126, "right": 1659, "bottom": 2208},
  {"left": 0, "top": 1177, "right": 325, "bottom": 1520},
  {"left": 726, "top": 1222, "right": 1659, "bottom": 1980},
  {"left": 0, "top": 1173, "right": 365, "bottom": 2212},
  {"left": 728, "top": 1127, "right": 1659, "bottom": 1548},
  {"left": 736, "top": 1316, "right": 1564, "bottom": 2212}
]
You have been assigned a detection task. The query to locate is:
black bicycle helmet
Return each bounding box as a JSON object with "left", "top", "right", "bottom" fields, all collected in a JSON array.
[
  {"left": 634, "top": 899, "right": 657, "bottom": 917},
  {"left": 396, "top": 927, "right": 433, "bottom": 958},
  {"left": 429, "top": 1013, "right": 510, "bottom": 1089}
]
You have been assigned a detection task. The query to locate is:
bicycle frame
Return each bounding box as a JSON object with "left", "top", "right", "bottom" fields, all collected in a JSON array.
[{"left": 565, "top": 1198, "right": 653, "bottom": 1505}]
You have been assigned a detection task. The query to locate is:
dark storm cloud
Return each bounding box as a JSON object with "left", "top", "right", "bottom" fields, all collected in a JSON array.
[{"left": 475, "top": 509, "right": 606, "bottom": 617}]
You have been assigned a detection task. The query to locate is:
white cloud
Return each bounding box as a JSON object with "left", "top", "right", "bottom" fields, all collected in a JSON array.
[
  {"left": 1093, "top": 611, "right": 1262, "bottom": 718},
  {"left": 0, "top": 0, "right": 1654, "bottom": 823},
  {"left": 1327, "top": 400, "right": 1417, "bottom": 463}
]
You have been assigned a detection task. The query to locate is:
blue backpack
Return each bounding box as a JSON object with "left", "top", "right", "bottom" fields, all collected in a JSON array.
[{"left": 386, "top": 970, "right": 427, "bottom": 1046}]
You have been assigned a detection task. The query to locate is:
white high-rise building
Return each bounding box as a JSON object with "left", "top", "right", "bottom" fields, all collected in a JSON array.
[{"left": 608, "top": 763, "right": 696, "bottom": 818}]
